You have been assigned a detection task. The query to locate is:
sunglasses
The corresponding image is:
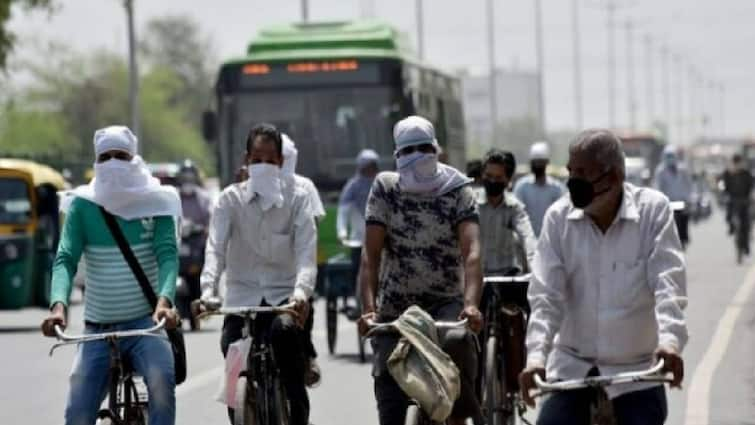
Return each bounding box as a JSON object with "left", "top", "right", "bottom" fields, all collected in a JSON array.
[
  {"left": 396, "top": 143, "right": 436, "bottom": 157},
  {"left": 97, "top": 151, "right": 132, "bottom": 163}
]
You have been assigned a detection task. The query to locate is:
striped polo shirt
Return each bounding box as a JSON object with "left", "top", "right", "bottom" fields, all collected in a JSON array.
[{"left": 50, "top": 197, "right": 177, "bottom": 324}]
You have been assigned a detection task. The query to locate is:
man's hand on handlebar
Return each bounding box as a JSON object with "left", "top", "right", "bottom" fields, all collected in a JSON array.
[
  {"left": 153, "top": 297, "right": 178, "bottom": 330},
  {"left": 291, "top": 297, "right": 310, "bottom": 329},
  {"left": 41, "top": 302, "right": 67, "bottom": 337},
  {"left": 358, "top": 311, "right": 377, "bottom": 337},
  {"left": 519, "top": 366, "right": 546, "bottom": 408},
  {"left": 655, "top": 346, "right": 684, "bottom": 388},
  {"left": 459, "top": 305, "right": 483, "bottom": 333}
]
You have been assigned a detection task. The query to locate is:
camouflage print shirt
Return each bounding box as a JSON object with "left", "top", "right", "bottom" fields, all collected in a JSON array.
[{"left": 365, "top": 172, "right": 479, "bottom": 319}]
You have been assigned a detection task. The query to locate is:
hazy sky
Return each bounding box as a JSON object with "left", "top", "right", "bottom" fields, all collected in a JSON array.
[{"left": 7, "top": 0, "right": 755, "bottom": 139}]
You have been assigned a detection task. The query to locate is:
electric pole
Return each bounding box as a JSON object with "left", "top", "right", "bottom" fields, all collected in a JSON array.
[
  {"left": 606, "top": 1, "right": 617, "bottom": 129},
  {"left": 124, "top": 0, "right": 139, "bottom": 139},
  {"left": 625, "top": 20, "right": 637, "bottom": 131},
  {"left": 534, "top": 0, "right": 546, "bottom": 135},
  {"left": 486, "top": 0, "right": 498, "bottom": 148},
  {"left": 571, "top": 0, "right": 584, "bottom": 130},
  {"left": 416, "top": 0, "right": 425, "bottom": 61},
  {"left": 661, "top": 45, "right": 671, "bottom": 140},
  {"left": 644, "top": 34, "right": 654, "bottom": 128},
  {"left": 301, "top": 0, "right": 309, "bottom": 22}
]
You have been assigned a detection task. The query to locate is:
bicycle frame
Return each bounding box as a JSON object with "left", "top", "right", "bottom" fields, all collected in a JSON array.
[
  {"left": 50, "top": 319, "right": 166, "bottom": 425},
  {"left": 199, "top": 303, "right": 296, "bottom": 425},
  {"left": 481, "top": 274, "right": 532, "bottom": 425}
]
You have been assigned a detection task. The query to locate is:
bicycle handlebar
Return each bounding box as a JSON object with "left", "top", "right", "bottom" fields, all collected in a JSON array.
[
  {"left": 533, "top": 359, "right": 671, "bottom": 394},
  {"left": 197, "top": 303, "right": 297, "bottom": 320},
  {"left": 49, "top": 319, "right": 167, "bottom": 357},
  {"left": 483, "top": 274, "right": 532, "bottom": 284},
  {"left": 363, "top": 318, "right": 468, "bottom": 338}
]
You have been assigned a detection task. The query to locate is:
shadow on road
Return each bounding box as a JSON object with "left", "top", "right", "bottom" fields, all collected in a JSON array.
[{"left": 328, "top": 352, "right": 373, "bottom": 364}]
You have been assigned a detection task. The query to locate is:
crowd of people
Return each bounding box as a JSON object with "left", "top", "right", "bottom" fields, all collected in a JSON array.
[{"left": 39, "top": 116, "right": 700, "bottom": 425}]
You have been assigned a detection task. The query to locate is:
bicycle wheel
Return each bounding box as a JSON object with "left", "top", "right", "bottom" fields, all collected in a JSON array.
[
  {"left": 273, "top": 375, "right": 290, "bottom": 425},
  {"left": 234, "top": 376, "right": 258, "bottom": 425},
  {"left": 404, "top": 404, "right": 421, "bottom": 425},
  {"left": 326, "top": 296, "right": 338, "bottom": 355},
  {"left": 484, "top": 336, "right": 505, "bottom": 425}
]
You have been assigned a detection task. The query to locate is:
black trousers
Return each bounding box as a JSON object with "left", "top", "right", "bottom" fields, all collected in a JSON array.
[
  {"left": 220, "top": 303, "right": 314, "bottom": 425},
  {"left": 673, "top": 210, "right": 690, "bottom": 247},
  {"left": 537, "top": 385, "right": 667, "bottom": 425}
]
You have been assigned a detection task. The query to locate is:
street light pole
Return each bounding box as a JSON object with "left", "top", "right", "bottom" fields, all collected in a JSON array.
[
  {"left": 571, "top": 0, "right": 584, "bottom": 130},
  {"left": 625, "top": 20, "right": 636, "bottom": 131},
  {"left": 661, "top": 45, "right": 671, "bottom": 140},
  {"left": 416, "top": 0, "right": 425, "bottom": 61},
  {"left": 301, "top": 0, "right": 309, "bottom": 22},
  {"left": 606, "top": 1, "right": 617, "bottom": 129},
  {"left": 486, "top": 0, "right": 498, "bottom": 148},
  {"left": 534, "top": 0, "right": 546, "bottom": 135},
  {"left": 124, "top": 0, "right": 139, "bottom": 139},
  {"left": 644, "top": 34, "right": 654, "bottom": 128}
]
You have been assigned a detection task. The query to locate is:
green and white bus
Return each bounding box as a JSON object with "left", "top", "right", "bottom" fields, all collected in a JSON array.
[{"left": 203, "top": 20, "right": 466, "bottom": 260}]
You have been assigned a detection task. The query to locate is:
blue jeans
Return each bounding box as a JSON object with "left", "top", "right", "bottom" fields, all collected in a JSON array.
[{"left": 64, "top": 316, "right": 176, "bottom": 425}]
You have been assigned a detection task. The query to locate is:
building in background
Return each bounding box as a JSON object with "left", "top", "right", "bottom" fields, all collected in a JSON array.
[{"left": 461, "top": 68, "right": 543, "bottom": 162}]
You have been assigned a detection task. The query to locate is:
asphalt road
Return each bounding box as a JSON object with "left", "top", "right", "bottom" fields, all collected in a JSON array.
[{"left": 1, "top": 209, "right": 753, "bottom": 425}]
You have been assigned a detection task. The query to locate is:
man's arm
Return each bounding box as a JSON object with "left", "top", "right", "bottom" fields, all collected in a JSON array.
[
  {"left": 358, "top": 224, "right": 386, "bottom": 315},
  {"left": 292, "top": 199, "right": 318, "bottom": 301},
  {"left": 200, "top": 193, "right": 232, "bottom": 299},
  {"left": 513, "top": 203, "right": 538, "bottom": 270},
  {"left": 153, "top": 216, "right": 178, "bottom": 305},
  {"left": 49, "top": 198, "right": 85, "bottom": 309},
  {"left": 647, "top": 199, "right": 689, "bottom": 353},
  {"left": 458, "top": 220, "right": 483, "bottom": 309},
  {"left": 525, "top": 211, "right": 568, "bottom": 369}
]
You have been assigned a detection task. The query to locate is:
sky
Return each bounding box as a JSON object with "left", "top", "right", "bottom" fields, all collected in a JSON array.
[{"left": 6, "top": 0, "right": 755, "bottom": 140}]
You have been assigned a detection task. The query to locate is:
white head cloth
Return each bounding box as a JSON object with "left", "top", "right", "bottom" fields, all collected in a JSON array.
[
  {"left": 282, "top": 133, "right": 298, "bottom": 177},
  {"left": 529, "top": 141, "right": 551, "bottom": 160},
  {"left": 60, "top": 126, "right": 182, "bottom": 220}
]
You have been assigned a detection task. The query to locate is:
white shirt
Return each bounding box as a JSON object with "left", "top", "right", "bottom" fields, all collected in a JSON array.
[
  {"left": 200, "top": 179, "right": 318, "bottom": 306},
  {"left": 526, "top": 183, "right": 688, "bottom": 398}
]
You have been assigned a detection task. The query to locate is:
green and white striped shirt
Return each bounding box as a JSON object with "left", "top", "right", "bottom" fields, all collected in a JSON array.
[{"left": 51, "top": 197, "right": 177, "bottom": 323}]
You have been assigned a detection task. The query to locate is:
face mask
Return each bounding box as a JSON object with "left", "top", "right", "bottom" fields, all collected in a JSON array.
[
  {"left": 396, "top": 152, "right": 438, "bottom": 180},
  {"left": 531, "top": 163, "right": 547, "bottom": 178},
  {"left": 567, "top": 171, "right": 612, "bottom": 209},
  {"left": 94, "top": 158, "right": 140, "bottom": 190},
  {"left": 248, "top": 163, "right": 283, "bottom": 210},
  {"left": 483, "top": 180, "right": 506, "bottom": 197}
]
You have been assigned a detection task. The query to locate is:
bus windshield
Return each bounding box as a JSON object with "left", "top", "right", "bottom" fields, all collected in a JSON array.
[
  {"left": 0, "top": 178, "right": 32, "bottom": 224},
  {"left": 231, "top": 85, "right": 403, "bottom": 190}
]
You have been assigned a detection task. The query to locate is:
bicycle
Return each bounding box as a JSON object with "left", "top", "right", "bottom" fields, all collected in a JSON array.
[
  {"left": 533, "top": 360, "right": 671, "bottom": 425},
  {"left": 49, "top": 319, "right": 167, "bottom": 425},
  {"left": 198, "top": 301, "right": 297, "bottom": 425},
  {"left": 364, "top": 317, "right": 473, "bottom": 425},
  {"left": 480, "top": 274, "right": 531, "bottom": 425}
]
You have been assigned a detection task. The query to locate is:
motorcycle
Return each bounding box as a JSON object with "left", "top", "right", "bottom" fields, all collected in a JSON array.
[{"left": 176, "top": 218, "right": 207, "bottom": 331}]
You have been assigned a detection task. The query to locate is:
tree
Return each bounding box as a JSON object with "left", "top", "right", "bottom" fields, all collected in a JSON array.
[
  {"left": 140, "top": 15, "right": 217, "bottom": 128},
  {"left": 0, "top": 0, "right": 54, "bottom": 70},
  {"left": 1, "top": 40, "right": 215, "bottom": 173}
]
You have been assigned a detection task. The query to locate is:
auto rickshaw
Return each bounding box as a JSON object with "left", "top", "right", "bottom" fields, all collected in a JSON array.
[{"left": 0, "top": 159, "right": 67, "bottom": 309}]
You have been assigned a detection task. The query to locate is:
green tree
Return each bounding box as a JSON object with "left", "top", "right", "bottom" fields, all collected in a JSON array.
[
  {"left": 140, "top": 14, "right": 216, "bottom": 129},
  {"left": 0, "top": 0, "right": 54, "bottom": 70}
]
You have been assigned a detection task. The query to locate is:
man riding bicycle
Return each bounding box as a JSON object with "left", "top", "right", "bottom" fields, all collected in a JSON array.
[
  {"left": 200, "top": 124, "right": 317, "bottom": 425},
  {"left": 721, "top": 153, "right": 753, "bottom": 254},
  {"left": 41, "top": 126, "right": 181, "bottom": 425},
  {"left": 519, "top": 129, "right": 688, "bottom": 425},
  {"left": 477, "top": 149, "right": 536, "bottom": 275},
  {"left": 358, "top": 115, "right": 484, "bottom": 425}
]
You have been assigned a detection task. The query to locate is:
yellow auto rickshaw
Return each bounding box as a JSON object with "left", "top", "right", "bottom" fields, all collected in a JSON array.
[{"left": 0, "top": 159, "right": 67, "bottom": 309}]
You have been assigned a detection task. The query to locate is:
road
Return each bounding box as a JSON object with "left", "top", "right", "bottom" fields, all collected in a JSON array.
[{"left": 1, "top": 210, "right": 753, "bottom": 424}]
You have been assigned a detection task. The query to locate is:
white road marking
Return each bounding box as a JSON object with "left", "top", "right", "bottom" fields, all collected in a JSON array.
[{"left": 684, "top": 263, "right": 755, "bottom": 425}]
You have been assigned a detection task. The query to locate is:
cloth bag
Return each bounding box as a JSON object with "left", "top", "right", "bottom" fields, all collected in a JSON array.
[
  {"left": 386, "top": 305, "right": 461, "bottom": 422},
  {"left": 214, "top": 336, "right": 253, "bottom": 408}
]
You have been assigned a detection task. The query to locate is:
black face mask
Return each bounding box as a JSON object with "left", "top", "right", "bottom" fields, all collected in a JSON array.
[
  {"left": 531, "top": 164, "right": 547, "bottom": 178},
  {"left": 483, "top": 180, "right": 506, "bottom": 197},
  {"left": 567, "top": 171, "right": 612, "bottom": 209}
]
